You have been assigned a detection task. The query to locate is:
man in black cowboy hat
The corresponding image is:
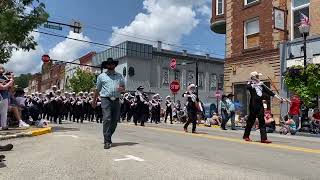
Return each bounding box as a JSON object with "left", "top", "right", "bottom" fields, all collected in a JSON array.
[{"left": 93, "top": 58, "right": 125, "bottom": 149}]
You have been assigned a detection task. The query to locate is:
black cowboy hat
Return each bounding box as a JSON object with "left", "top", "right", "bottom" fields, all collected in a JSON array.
[
  {"left": 101, "top": 58, "right": 119, "bottom": 69},
  {"left": 227, "top": 93, "right": 234, "bottom": 98}
]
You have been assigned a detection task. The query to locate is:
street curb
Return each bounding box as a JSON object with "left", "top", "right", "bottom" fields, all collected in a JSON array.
[
  {"left": 0, "top": 127, "right": 52, "bottom": 141},
  {"left": 31, "top": 127, "right": 52, "bottom": 136}
]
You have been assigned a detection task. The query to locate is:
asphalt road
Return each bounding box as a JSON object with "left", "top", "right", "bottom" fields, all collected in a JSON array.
[{"left": 1, "top": 121, "right": 320, "bottom": 180}]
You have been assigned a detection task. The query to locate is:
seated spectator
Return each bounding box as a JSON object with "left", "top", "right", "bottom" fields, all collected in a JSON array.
[
  {"left": 280, "top": 115, "right": 297, "bottom": 135},
  {"left": 8, "top": 86, "right": 29, "bottom": 128},
  {"left": 310, "top": 108, "right": 320, "bottom": 134},
  {"left": 265, "top": 113, "right": 276, "bottom": 133},
  {"left": 205, "top": 112, "right": 221, "bottom": 127}
]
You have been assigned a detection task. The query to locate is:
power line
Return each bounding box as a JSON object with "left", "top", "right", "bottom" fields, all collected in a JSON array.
[
  {"left": 42, "top": 16, "right": 225, "bottom": 56},
  {"left": 34, "top": 30, "right": 225, "bottom": 58}
]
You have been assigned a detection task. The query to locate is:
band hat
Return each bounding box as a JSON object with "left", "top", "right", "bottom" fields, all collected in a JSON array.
[
  {"left": 137, "top": 86, "right": 144, "bottom": 90},
  {"left": 166, "top": 95, "right": 171, "bottom": 99},
  {"left": 250, "top": 71, "right": 262, "bottom": 77},
  {"left": 187, "top": 84, "right": 196, "bottom": 91}
]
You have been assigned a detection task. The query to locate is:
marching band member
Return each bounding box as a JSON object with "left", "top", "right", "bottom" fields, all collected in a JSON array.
[
  {"left": 133, "top": 86, "right": 145, "bottom": 126},
  {"left": 243, "top": 71, "right": 285, "bottom": 144},
  {"left": 182, "top": 84, "right": 199, "bottom": 133},
  {"left": 165, "top": 95, "right": 173, "bottom": 124}
]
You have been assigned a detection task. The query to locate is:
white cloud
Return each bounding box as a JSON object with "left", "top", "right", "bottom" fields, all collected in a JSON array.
[
  {"left": 49, "top": 31, "right": 91, "bottom": 62},
  {"left": 109, "top": 0, "right": 211, "bottom": 49},
  {"left": 4, "top": 32, "right": 44, "bottom": 75},
  {"left": 5, "top": 31, "right": 92, "bottom": 75}
]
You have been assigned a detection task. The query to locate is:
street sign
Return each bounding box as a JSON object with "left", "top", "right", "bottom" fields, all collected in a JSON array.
[
  {"left": 170, "top": 58, "right": 177, "bottom": 70},
  {"left": 170, "top": 80, "right": 180, "bottom": 94},
  {"left": 42, "top": 54, "right": 51, "bottom": 63},
  {"left": 44, "top": 23, "right": 62, "bottom": 31}
]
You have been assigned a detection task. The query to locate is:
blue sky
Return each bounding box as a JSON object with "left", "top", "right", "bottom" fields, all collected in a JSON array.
[{"left": 6, "top": 0, "right": 225, "bottom": 74}]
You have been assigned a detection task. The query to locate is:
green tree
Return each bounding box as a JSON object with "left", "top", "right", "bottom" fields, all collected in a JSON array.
[
  {"left": 69, "top": 68, "right": 96, "bottom": 93},
  {"left": 0, "top": 0, "right": 49, "bottom": 63},
  {"left": 284, "top": 64, "right": 320, "bottom": 107},
  {"left": 15, "top": 73, "right": 33, "bottom": 88}
]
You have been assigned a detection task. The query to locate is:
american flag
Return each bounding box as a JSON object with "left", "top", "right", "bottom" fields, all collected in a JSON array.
[{"left": 300, "top": 12, "right": 310, "bottom": 26}]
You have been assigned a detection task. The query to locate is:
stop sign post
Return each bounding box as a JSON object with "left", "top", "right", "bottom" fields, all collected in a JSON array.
[{"left": 170, "top": 58, "right": 177, "bottom": 70}]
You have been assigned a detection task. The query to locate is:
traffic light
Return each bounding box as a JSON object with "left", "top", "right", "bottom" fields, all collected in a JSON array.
[{"left": 73, "top": 21, "right": 82, "bottom": 34}]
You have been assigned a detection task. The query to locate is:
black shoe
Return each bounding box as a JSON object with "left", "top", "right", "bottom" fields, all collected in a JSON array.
[
  {"left": 0, "top": 155, "right": 5, "bottom": 161},
  {"left": 0, "top": 144, "right": 13, "bottom": 151},
  {"left": 221, "top": 127, "right": 227, "bottom": 130},
  {"left": 104, "top": 143, "right": 111, "bottom": 149},
  {"left": 231, "top": 128, "right": 236, "bottom": 130}
]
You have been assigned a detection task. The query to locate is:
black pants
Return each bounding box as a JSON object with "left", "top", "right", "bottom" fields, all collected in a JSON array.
[
  {"left": 184, "top": 113, "right": 197, "bottom": 132},
  {"left": 244, "top": 108, "right": 267, "bottom": 141},
  {"left": 165, "top": 109, "right": 172, "bottom": 123}
]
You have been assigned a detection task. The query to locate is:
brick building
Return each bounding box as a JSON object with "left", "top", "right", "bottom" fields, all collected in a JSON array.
[
  {"left": 211, "top": 0, "right": 320, "bottom": 119},
  {"left": 40, "top": 61, "right": 65, "bottom": 92},
  {"left": 27, "top": 73, "right": 42, "bottom": 93}
]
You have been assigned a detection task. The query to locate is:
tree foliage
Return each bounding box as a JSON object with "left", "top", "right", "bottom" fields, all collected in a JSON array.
[
  {"left": 0, "top": 0, "right": 49, "bottom": 63},
  {"left": 69, "top": 68, "right": 96, "bottom": 93},
  {"left": 284, "top": 64, "right": 320, "bottom": 107},
  {"left": 15, "top": 73, "right": 33, "bottom": 88}
]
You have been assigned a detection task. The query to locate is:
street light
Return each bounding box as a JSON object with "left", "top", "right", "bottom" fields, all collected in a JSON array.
[{"left": 299, "top": 24, "right": 310, "bottom": 68}]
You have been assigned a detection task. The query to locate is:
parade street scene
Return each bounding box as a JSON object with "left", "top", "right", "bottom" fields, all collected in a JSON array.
[{"left": 0, "top": 0, "right": 320, "bottom": 180}]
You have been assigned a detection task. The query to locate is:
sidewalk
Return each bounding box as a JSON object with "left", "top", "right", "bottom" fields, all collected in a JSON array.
[{"left": 0, "top": 126, "right": 52, "bottom": 140}]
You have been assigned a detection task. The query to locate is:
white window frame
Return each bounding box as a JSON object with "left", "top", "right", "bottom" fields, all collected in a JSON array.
[
  {"left": 216, "top": 0, "right": 224, "bottom": 16},
  {"left": 244, "top": 17, "right": 260, "bottom": 49},
  {"left": 291, "top": 1, "right": 310, "bottom": 40},
  {"left": 244, "top": 0, "right": 258, "bottom": 6}
]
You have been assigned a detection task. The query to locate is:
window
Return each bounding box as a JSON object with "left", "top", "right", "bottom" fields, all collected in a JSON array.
[
  {"left": 218, "top": 75, "right": 224, "bottom": 90},
  {"left": 209, "top": 74, "right": 217, "bottom": 91},
  {"left": 245, "top": 0, "right": 258, "bottom": 5},
  {"left": 216, "top": 0, "right": 224, "bottom": 15},
  {"left": 162, "top": 68, "right": 169, "bottom": 86},
  {"left": 198, "top": 72, "right": 204, "bottom": 89},
  {"left": 174, "top": 70, "right": 181, "bottom": 83},
  {"left": 186, "top": 71, "right": 195, "bottom": 86},
  {"left": 292, "top": 0, "right": 310, "bottom": 39},
  {"left": 244, "top": 18, "right": 260, "bottom": 49}
]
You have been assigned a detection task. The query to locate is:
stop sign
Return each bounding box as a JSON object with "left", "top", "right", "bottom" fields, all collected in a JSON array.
[
  {"left": 42, "top": 54, "right": 51, "bottom": 63},
  {"left": 170, "top": 80, "right": 180, "bottom": 94},
  {"left": 170, "top": 58, "right": 177, "bottom": 70}
]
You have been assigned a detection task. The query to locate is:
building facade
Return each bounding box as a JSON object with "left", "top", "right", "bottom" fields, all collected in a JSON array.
[
  {"left": 211, "top": 0, "right": 320, "bottom": 119},
  {"left": 27, "top": 73, "right": 42, "bottom": 93},
  {"left": 92, "top": 41, "right": 224, "bottom": 104},
  {"left": 40, "top": 62, "right": 65, "bottom": 92}
]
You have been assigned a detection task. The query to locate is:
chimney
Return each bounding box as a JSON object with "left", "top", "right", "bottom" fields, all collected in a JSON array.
[
  {"left": 157, "top": 41, "right": 162, "bottom": 51},
  {"left": 182, "top": 50, "right": 187, "bottom": 56},
  {"left": 205, "top": 54, "right": 210, "bottom": 59}
]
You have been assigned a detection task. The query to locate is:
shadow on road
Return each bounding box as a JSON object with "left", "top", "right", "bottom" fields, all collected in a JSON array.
[
  {"left": 193, "top": 132, "right": 208, "bottom": 135},
  {"left": 0, "top": 162, "right": 6, "bottom": 168},
  {"left": 112, "top": 142, "right": 139, "bottom": 147},
  {"left": 51, "top": 126, "right": 80, "bottom": 132}
]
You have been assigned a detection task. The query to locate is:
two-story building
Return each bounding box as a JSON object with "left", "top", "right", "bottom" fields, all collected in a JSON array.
[{"left": 92, "top": 41, "right": 225, "bottom": 104}]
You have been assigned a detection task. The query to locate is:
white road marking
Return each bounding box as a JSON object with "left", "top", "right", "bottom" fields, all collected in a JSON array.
[
  {"left": 114, "top": 155, "right": 145, "bottom": 162},
  {"left": 54, "top": 134, "right": 79, "bottom": 139}
]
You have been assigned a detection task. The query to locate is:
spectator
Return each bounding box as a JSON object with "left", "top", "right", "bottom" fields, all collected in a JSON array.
[
  {"left": 280, "top": 115, "right": 297, "bottom": 135},
  {"left": 220, "top": 95, "right": 229, "bottom": 130},
  {"left": 265, "top": 113, "right": 275, "bottom": 133},
  {"left": 310, "top": 108, "right": 320, "bottom": 134},
  {"left": 288, "top": 94, "right": 301, "bottom": 129},
  {"left": 8, "top": 86, "right": 29, "bottom": 128},
  {"left": 0, "top": 66, "right": 14, "bottom": 130},
  {"left": 205, "top": 112, "right": 221, "bottom": 127}
]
